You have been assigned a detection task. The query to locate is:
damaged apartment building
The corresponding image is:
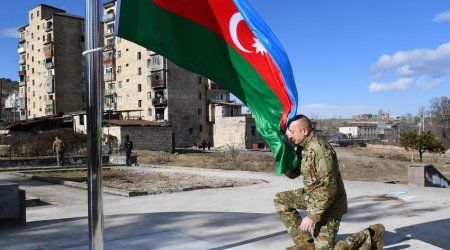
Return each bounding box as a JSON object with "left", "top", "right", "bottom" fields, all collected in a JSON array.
[{"left": 18, "top": 2, "right": 264, "bottom": 149}]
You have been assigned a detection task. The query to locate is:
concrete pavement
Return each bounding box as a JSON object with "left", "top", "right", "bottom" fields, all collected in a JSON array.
[{"left": 0, "top": 165, "right": 449, "bottom": 249}]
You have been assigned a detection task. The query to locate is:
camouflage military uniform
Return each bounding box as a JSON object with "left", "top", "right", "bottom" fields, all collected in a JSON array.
[
  {"left": 275, "top": 131, "right": 374, "bottom": 249},
  {"left": 52, "top": 138, "right": 65, "bottom": 167}
]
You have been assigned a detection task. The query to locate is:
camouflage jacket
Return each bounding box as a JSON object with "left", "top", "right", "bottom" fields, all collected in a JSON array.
[
  {"left": 287, "top": 131, "right": 348, "bottom": 222},
  {"left": 52, "top": 139, "right": 65, "bottom": 153}
]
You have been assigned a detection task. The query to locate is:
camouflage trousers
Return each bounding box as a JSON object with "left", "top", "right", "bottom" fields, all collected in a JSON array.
[
  {"left": 56, "top": 152, "right": 64, "bottom": 167},
  {"left": 274, "top": 188, "right": 372, "bottom": 249}
]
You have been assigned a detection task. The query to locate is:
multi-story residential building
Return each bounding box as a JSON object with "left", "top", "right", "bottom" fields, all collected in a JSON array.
[
  {"left": 103, "top": 0, "right": 225, "bottom": 147},
  {"left": 17, "top": 5, "right": 85, "bottom": 120},
  {"left": 0, "top": 78, "right": 19, "bottom": 122}
]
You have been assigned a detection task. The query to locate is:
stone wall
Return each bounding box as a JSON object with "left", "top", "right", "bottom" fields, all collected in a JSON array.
[{"left": 105, "top": 126, "right": 173, "bottom": 152}]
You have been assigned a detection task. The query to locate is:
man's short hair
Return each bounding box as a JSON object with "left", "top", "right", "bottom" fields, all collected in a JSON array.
[{"left": 287, "top": 114, "right": 312, "bottom": 130}]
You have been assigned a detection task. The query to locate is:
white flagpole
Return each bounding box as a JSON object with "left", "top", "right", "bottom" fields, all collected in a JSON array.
[{"left": 84, "top": 0, "right": 104, "bottom": 249}]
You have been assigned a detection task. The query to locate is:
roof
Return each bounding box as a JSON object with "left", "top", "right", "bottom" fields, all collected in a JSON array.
[
  {"left": 0, "top": 114, "right": 71, "bottom": 132},
  {"left": 49, "top": 12, "right": 84, "bottom": 20},
  {"left": 104, "top": 119, "right": 170, "bottom": 127}
]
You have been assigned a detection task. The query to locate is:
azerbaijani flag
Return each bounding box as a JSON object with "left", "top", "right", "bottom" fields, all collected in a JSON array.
[{"left": 116, "top": 0, "right": 299, "bottom": 174}]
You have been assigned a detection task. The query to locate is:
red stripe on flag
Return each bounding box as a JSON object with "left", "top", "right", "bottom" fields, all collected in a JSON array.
[{"left": 152, "top": 0, "right": 293, "bottom": 129}]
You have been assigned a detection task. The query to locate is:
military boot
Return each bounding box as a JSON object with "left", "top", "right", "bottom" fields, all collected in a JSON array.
[
  {"left": 286, "top": 242, "right": 315, "bottom": 250},
  {"left": 369, "top": 223, "right": 385, "bottom": 250}
]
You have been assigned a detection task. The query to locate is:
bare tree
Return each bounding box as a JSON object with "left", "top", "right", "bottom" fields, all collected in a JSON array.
[
  {"left": 429, "top": 97, "right": 450, "bottom": 146},
  {"left": 227, "top": 143, "right": 240, "bottom": 165}
]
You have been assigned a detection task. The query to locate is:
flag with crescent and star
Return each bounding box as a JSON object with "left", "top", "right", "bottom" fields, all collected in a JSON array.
[{"left": 116, "top": 0, "right": 299, "bottom": 174}]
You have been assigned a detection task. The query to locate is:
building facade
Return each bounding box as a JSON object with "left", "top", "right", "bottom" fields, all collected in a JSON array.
[
  {"left": 213, "top": 105, "right": 266, "bottom": 149},
  {"left": 0, "top": 78, "right": 19, "bottom": 123},
  {"left": 17, "top": 5, "right": 85, "bottom": 120},
  {"left": 339, "top": 123, "right": 378, "bottom": 140}
]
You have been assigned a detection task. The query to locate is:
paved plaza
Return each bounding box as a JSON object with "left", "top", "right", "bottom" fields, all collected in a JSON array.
[{"left": 0, "top": 165, "right": 449, "bottom": 249}]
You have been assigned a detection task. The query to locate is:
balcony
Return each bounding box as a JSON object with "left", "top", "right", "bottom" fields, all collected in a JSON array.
[
  {"left": 152, "top": 97, "right": 168, "bottom": 106},
  {"left": 103, "top": 57, "right": 115, "bottom": 65},
  {"left": 151, "top": 79, "right": 166, "bottom": 89},
  {"left": 19, "top": 35, "right": 26, "bottom": 43},
  {"left": 103, "top": 43, "right": 114, "bottom": 51},
  {"left": 18, "top": 46, "right": 26, "bottom": 54},
  {"left": 45, "top": 81, "right": 54, "bottom": 93},
  {"left": 105, "top": 88, "right": 116, "bottom": 96},
  {"left": 44, "top": 49, "right": 54, "bottom": 58},
  {"left": 105, "top": 29, "right": 115, "bottom": 37},
  {"left": 18, "top": 91, "right": 26, "bottom": 98},
  {"left": 19, "top": 81, "right": 25, "bottom": 87},
  {"left": 103, "top": 13, "right": 115, "bottom": 23},
  {"left": 19, "top": 102, "right": 26, "bottom": 110},
  {"left": 18, "top": 70, "right": 26, "bottom": 76},
  {"left": 45, "top": 23, "right": 53, "bottom": 32},
  {"left": 19, "top": 58, "right": 26, "bottom": 65},
  {"left": 104, "top": 73, "right": 116, "bottom": 82},
  {"left": 43, "top": 39, "right": 53, "bottom": 45},
  {"left": 45, "top": 61, "right": 54, "bottom": 69},
  {"left": 45, "top": 104, "right": 54, "bottom": 115},
  {"left": 104, "top": 102, "right": 117, "bottom": 111}
]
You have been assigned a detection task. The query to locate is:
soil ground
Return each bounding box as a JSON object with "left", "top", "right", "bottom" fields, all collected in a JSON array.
[
  {"left": 29, "top": 146, "right": 450, "bottom": 193},
  {"left": 135, "top": 146, "right": 450, "bottom": 184}
]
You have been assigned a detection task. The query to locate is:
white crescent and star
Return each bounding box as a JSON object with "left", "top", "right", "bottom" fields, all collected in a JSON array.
[{"left": 229, "top": 12, "right": 267, "bottom": 55}]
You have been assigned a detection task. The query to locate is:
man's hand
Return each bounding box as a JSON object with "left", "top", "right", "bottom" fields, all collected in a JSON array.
[{"left": 299, "top": 216, "right": 314, "bottom": 232}]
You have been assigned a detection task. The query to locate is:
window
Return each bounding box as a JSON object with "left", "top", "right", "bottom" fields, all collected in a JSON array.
[
  {"left": 198, "top": 76, "right": 202, "bottom": 84},
  {"left": 148, "top": 108, "right": 152, "bottom": 116},
  {"left": 37, "top": 25, "right": 40, "bottom": 30},
  {"left": 138, "top": 84, "right": 142, "bottom": 92},
  {"left": 199, "top": 93, "right": 202, "bottom": 100},
  {"left": 251, "top": 126, "right": 256, "bottom": 136},
  {"left": 189, "top": 128, "right": 194, "bottom": 134},
  {"left": 117, "top": 66, "right": 121, "bottom": 73},
  {"left": 37, "top": 10, "right": 40, "bottom": 17},
  {"left": 138, "top": 100, "right": 142, "bottom": 107},
  {"left": 198, "top": 108, "right": 202, "bottom": 116},
  {"left": 147, "top": 92, "right": 151, "bottom": 100},
  {"left": 31, "top": 13, "right": 33, "bottom": 20},
  {"left": 31, "top": 33, "right": 34, "bottom": 39},
  {"left": 198, "top": 124, "right": 203, "bottom": 132},
  {"left": 117, "top": 51, "right": 121, "bottom": 57},
  {"left": 137, "top": 67, "right": 141, "bottom": 75},
  {"left": 137, "top": 52, "right": 141, "bottom": 60},
  {"left": 118, "top": 81, "right": 122, "bottom": 88},
  {"left": 79, "top": 115, "right": 85, "bottom": 125},
  {"left": 126, "top": 63, "right": 129, "bottom": 67}
]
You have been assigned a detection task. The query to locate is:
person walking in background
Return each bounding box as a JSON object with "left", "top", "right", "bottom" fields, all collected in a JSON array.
[
  {"left": 124, "top": 135, "right": 133, "bottom": 166},
  {"left": 275, "top": 114, "right": 384, "bottom": 250},
  {"left": 52, "top": 136, "right": 65, "bottom": 167}
]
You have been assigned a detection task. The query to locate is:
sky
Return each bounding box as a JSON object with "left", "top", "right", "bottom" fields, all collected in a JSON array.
[{"left": 0, "top": 0, "right": 449, "bottom": 119}]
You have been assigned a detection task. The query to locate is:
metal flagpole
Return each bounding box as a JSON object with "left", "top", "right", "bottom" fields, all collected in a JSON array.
[{"left": 84, "top": 0, "right": 104, "bottom": 249}]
